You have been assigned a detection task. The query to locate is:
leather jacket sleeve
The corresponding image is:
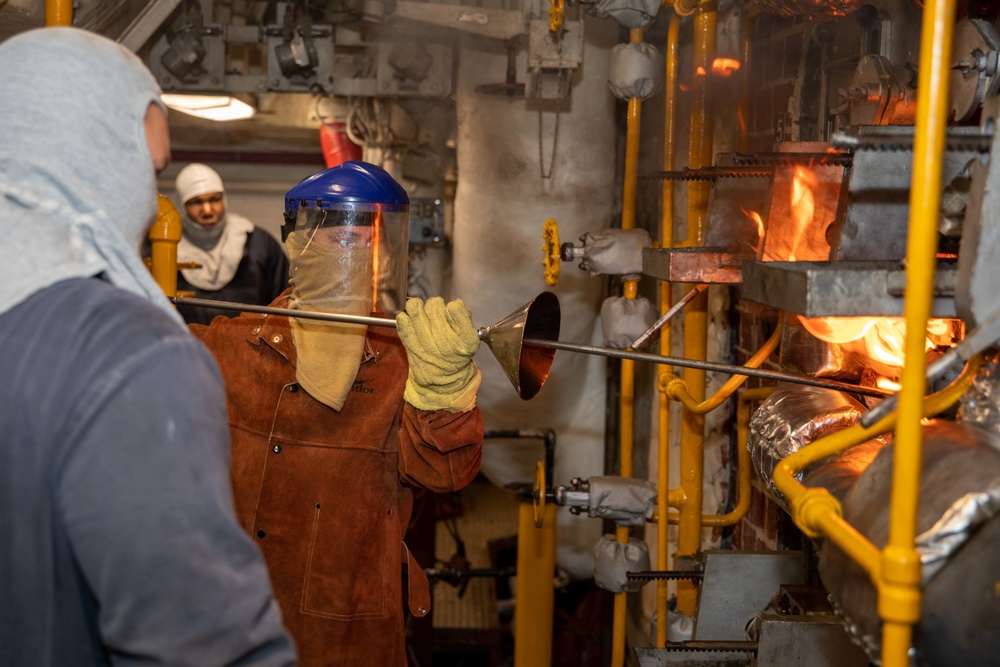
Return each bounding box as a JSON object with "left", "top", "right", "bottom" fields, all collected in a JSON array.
[{"left": 398, "top": 403, "right": 483, "bottom": 493}]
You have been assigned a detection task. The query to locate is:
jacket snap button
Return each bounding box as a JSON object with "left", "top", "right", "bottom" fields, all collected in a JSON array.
[
  {"left": 417, "top": 607, "right": 427, "bottom": 616},
  {"left": 251, "top": 326, "right": 261, "bottom": 335},
  {"left": 272, "top": 445, "right": 281, "bottom": 453},
  {"left": 272, "top": 334, "right": 283, "bottom": 344}
]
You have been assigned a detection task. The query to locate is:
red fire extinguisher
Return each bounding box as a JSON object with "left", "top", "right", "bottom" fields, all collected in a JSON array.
[{"left": 319, "top": 122, "right": 362, "bottom": 168}]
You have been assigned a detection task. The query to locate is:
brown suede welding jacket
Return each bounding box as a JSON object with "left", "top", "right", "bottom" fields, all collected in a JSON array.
[{"left": 191, "top": 293, "right": 484, "bottom": 666}]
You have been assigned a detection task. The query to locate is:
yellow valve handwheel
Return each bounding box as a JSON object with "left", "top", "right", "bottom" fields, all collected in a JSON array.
[
  {"left": 548, "top": 0, "right": 565, "bottom": 33},
  {"left": 542, "top": 218, "right": 560, "bottom": 287},
  {"left": 532, "top": 460, "right": 546, "bottom": 528}
]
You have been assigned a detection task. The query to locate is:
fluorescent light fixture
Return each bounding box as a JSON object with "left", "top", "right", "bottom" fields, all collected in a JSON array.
[{"left": 161, "top": 94, "right": 256, "bottom": 122}]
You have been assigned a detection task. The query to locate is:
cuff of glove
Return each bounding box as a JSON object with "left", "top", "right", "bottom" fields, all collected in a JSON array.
[{"left": 404, "top": 367, "right": 482, "bottom": 413}]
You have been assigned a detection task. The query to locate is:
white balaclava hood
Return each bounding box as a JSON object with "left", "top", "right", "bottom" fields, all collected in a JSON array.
[
  {"left": 174, "top": 163, "right": 253, "bottom": 291},
  {"left": 0, "top": 27, "right": 183, "bottom": 325},
  {"left": 175, "top": 163, "right": 227, "bottom": 248}
]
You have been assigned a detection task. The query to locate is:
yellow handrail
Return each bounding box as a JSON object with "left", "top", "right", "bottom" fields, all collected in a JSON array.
[{"left": 881, "top": 0, "right": 956, "bottom": 661}]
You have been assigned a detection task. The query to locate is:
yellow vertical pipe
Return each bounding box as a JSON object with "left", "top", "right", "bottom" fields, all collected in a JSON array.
[
  {"left": 881, "top": 0, "right": 955, "bottom": 664},
  {"left": 611, "top": 27, "right": 645, "bottom": 667},
  {"left": 656, "top": 10, "right": 681, "bottom": 647},
  {"left": 46, "top": 0, "right": 72, "bottom": 25},
  {"left": 676, "top": 0, "right": 716, "bottom": 616},
  {"left": 613, "top": 278, "right": 639, "bottom": 667},
  {"left": 514, "top": 502, "right": 556, "bottom": 667},
  {"left": 149, "top": 194, "right": 182, "bottom": 297}
]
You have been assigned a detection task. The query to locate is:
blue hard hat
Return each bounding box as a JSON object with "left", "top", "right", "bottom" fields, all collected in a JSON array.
[{"left": 283, "top": 161, "right": 408, "bottom": 214}]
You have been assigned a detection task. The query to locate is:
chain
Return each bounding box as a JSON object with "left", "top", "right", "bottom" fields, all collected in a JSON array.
[{"left": 538, "top": 37, "right": 563, "bottom": 180}]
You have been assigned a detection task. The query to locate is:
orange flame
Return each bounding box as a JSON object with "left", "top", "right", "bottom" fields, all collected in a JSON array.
[
  {"left": 695, "top": 66, "right": 707, "bottom": 77},
  {"left": 865, "top": 320, "right": 907, "bottom": 368},
  {"left": 877, "top": 377, "right": 902, "bottom": 392},
  {"left": 798, "top": 316, "right": 875, "bottom": 345},
  {"left": 712, "top": 58, "right": 741, "bottom": 77},
  {"left": 800, "top": 316, "right": 960, "bottom": 386},
  {"left": 789, "top": 166, "right": 818, "bottom": 261},
  {"left": 372, "top": 209, "right": 381, "bottom": 308},
  {"left": 779, "top": 158, "right": 964, "bottom": 389},
  {"left": 742, "top": 207, "right": 765, "bottom": 256}
]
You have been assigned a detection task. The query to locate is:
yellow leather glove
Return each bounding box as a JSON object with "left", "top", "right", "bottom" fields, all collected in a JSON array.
[{"left": 396, "top": 296, "right": 482, "bottom": 412}]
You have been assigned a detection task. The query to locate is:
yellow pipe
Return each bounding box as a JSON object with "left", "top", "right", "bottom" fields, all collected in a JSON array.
[
  {"left": 46, "top": 0, "right": 72, "bottom": 25},
  {"left": 666, "top": 314, "right": 783, "bottom": 414},
  {"left": 881, "top": 0, "right": 956, "bottom": 661},
  {"left": 676, "top": 0, "right": 716, "bottom": 616},
  {"left": 725, "top": 387, "right": 773, "bottom": 524},
  {"left": 612, "top": 27, "right": 645, "bottom": 667},
  {"left": 514, "top": 502, "right": 557, "bottom": 667},
  {"left": 613, "top": 276, "right": 639, "bottom": 667},
  {"left": 655, "top": 10, "right": 681, "bottom": 647},
  {"left": 149, "top": 194, "right": 183, "bottom": 297},
  {"left": 655, "top": 386, "right": 770, "bottom": 527}
]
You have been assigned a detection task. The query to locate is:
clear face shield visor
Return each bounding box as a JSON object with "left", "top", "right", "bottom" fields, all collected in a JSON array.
[{"left": 282, "top": 203, "right": 409, "bottom": 315}]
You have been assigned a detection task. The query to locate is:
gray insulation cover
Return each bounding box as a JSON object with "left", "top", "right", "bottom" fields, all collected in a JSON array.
[
  {"left": 819, "top": 420, "right": 1000, "bottom": 666},
  {"left": 593, "top": 534, "right": 650, "bottom": 593},
  {"left": 607, "top": 43, "right": 663, "bottom": 101}
]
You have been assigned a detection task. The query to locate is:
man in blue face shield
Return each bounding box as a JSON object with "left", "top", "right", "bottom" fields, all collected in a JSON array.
[
  {"left": 0, "top": 27, "right": 295, "bottom": 667},
  {"left": 190, "top": 160, "right": 485, "bottom": 666}
]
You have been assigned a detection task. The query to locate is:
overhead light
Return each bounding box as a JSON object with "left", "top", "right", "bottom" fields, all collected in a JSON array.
[{"left": 161, "top": 94, "right": 256, "bottom": 122}]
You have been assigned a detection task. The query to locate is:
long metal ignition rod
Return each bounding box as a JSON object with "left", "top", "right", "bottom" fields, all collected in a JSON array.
[
  {"left": 173, "top": 296, "right": 399, "bottom": 329},
  {"left": 521, "top": 337, "right": 891, "bottom": 398},
  {"left": 174, "top": 296, "right": 890, "bottom": 398}
]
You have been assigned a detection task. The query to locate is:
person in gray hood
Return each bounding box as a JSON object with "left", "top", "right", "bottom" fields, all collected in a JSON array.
[{"left": 0, "top": 27, "right": 297, "bottom": 667}]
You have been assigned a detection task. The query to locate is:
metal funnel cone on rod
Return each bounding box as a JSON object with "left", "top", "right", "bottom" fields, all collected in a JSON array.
[
  {"left": 172, "top": 292, "right": 562, "bottom": 400},
  {"left": 477, "top": 291, "right": 561, "bottom": 400}
]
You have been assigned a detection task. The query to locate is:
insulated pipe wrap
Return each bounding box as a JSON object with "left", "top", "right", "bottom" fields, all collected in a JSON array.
[
  {"left": 819, "top": 420, "right": 1000, "bottom": 666},
  {"left": 589, "top": 0, "right": 661, "bottom": 29},
  {"left": 593, "top": 534, "right": 650, "bottom": 592},
  {"left": 747, "top": 384, "right": 877, "bottom": 508},
  {"left": 608, "top": 42, "right": 664, "bottom": 101},
  {"left": 587, "top": 476, "right": 658, "bottom": 526},
  {"left": 600, "top": 296, "right": 658, "bottom": 348},
  {"left": 958, "top": 349, "right": 1000, "bottom": 441}
]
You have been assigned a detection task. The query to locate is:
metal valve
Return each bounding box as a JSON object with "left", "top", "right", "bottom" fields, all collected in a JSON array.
[{"left": 551, "top": 477, "right": 592, "bottom": 514}]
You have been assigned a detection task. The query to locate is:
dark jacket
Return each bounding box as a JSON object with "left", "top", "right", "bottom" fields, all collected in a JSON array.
[
  {"left": 1, "top": 278, "right": 296, "bottom": 667},
  {"left": 191, "top": 293, "right": 484, "bottom": 666},
  {"left": 178, "top": 228, "right": 289, "bottom": 326}
]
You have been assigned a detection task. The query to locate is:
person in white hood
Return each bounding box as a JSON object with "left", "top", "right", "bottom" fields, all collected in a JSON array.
[{"left": 174, "top": 163, "right": 289, "bottom": 325}]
